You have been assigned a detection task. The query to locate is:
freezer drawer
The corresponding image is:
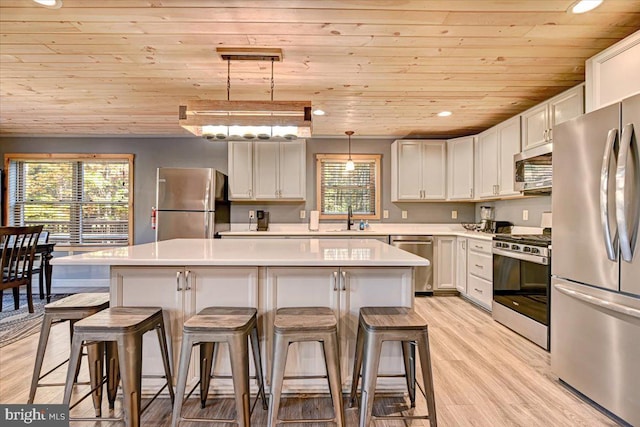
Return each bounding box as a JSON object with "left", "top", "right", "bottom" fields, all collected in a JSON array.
[
  {"left": 551, "top": 278, "right": 640, "bottom": 426},
  {"left": 156, "top": 211, "right": 215, "bottom": 241}
]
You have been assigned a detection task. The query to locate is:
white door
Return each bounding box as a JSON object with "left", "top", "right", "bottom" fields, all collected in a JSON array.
[
  {"left": 498, "top": 116, "right": 522, "bottom": 196},
  {"left": 456, "top": 238, "right": 468, "bottom": 294},
  {"left": 447, "top": 136, "right": 474, "bottom": 200},
  {"left": 396, "top": 140, "right": 423, "bottom": 200},
  {"left": 228, "top": 140, "right": 254, "bottom": 200},
  {"left": 521, "top": 103, "right": 549, "bottom": 150},
  {"left": 278, "top": 140, "right": 306, "bottom": 199},
  {"left": 264, "top": 267, "right": 339, "bottom": 392},
  {"left": 253, "top": 141, "right": 279, "bottom": 199},
  {"left": 477, "top": 128, "right": 499, "bottom": 198},
  {"left": 421, "top": 140, "right": 447, "bottom": 200},
  {"left": 435, "top": 237, "right": 456, "bottom": 290}
]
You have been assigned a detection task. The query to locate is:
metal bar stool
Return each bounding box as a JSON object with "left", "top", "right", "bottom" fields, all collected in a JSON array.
[
  {"left": 268, "top": 307, "right": 344, "bottom": 427},
  {"left": 349, "top": 306, "right": 437, "bottom": 427},
  {"left": 63, "top": 307, "right": 174, "bottom": 427},
  {"left": 28, "top": 292, "right": 110, "bottom": 415},
  {"left": 171, "top": 307, "right": 267, "bottom": 427}
]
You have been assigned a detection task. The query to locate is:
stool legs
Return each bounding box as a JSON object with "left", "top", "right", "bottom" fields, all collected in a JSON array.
[
  {"left": 199, "top": 342, "right": 215, "bottom": 408},
  {"left": 156, "top": 322, "right": 175, "bottom": 404},
  {"left": 229, "top": 333, "right": 251, "bottom": 427},
  {"left": 105, "top": 341, "right": 120, "bottom": 410},
  {"left": 28, "top": 313, "right": 54, "bottom": 404},
  {"left": 417, "top": 332, "right": 437, "bottom": 427},
  {"left": 87, "top": 342, "right": 105, "bottom": 417},
  {"left": 63, "top": 334, "right": 85, "bottom": 406},
  {"left": 323, "top": 331, "right": 345, "bottom": 427},
  {"left": 267, "top": 333, "right": 288, "bottom": 427},
  {"left": 117, "top": 333, "right": 143, "bottom": 427},
  {"left": 349, "top": 322, "right": 365, "bottom": 407},
  {"left": 359, "top": 332, "right": 383, "bottom": 427},
  {"left": 249, "top": 325, "right": 268, "bottom": 410},
  {"left": 171, "top": 334, "right": 194, "bottom": 427},
  {"left": 401, "top": 340, "right": 416, "bottom": 407}
]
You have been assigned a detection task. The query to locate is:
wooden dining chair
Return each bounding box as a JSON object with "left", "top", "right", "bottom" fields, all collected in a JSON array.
[
  {"left": 32, "top": 230, "right": 50, "bottom": 300},
  {"left": 1, "top": 225, "right": 43, "bottom": 313}
]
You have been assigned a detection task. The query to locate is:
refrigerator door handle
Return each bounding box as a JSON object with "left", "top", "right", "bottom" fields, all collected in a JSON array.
[
  {"left": 205, "top": 212, "right": 210, "bottom": 238},
  {"left": 600, "top": 128, "right": 619, "bottom": 261},
  {"left": 616, "top": 123, "right": 639, "bottom": 262},
  {"left": 554, "top": 284, "right": 640, "bottom": 320}
]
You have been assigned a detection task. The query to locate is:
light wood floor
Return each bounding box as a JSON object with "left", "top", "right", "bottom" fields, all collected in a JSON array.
[{"left": 0, "top": 296, "right": 620, "bottom": 426}]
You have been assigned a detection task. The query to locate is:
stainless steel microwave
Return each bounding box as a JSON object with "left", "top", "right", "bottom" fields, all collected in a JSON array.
[{"left": 514, "top": 143, "right": 552, "bottom": 193}]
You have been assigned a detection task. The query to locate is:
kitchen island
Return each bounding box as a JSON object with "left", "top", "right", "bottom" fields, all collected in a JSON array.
[{"left": 52, "top": 238, "right": 428, "bottom": 394}]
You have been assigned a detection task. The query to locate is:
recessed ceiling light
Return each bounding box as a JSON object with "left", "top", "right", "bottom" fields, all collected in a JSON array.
[
  {"left": 312, "top": 109, "right": 326, "bottom": 116},
  {"left": 437, "top": 111, "right": 452, "bottom": 117},
  {"left": 569, "top": 0, "right": 603, "bottom": 14},
  {"left": 32, "top": 0, "right": 63, "bottom": 8}
]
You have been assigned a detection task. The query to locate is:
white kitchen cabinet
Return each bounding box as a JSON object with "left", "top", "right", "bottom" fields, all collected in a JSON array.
[
  {"left": 586, "top": 30, "right": 640, "bottom": 112},
  {"left": 391, "top": 139, "right": 446, "bottom": 201},
  {"left": 111, "top": 266, "right": 259, "bottom": 389},
  {"left": 228, "top": 140, "right": 254, "bottom": 200},
  {"left": 447, "top": 136, "right": 475, "bottom": 200},
  {"left": 434, "top": 236, "right": 456, "bottom": 291},
  {"left": 465, "top": 238, "right": 493, "bottom": 310},
  {"left": 264, "top": 267, "right": 412, "bottom": 390},
  {"left": 521, "top": 84, "right": 584, "bottom": 150},
  {"left": 476, "top": 116, "right": 521, "bottom": 198},
  {"left": 228, "top": 139, "right": 306, "bottom": 201},
  {"left": 456, "top": 238, "right": 467, "bottom": 295}
]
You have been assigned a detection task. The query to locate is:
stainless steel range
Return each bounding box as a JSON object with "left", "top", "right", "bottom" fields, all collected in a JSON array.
[{"left": 492, "top": 233, "right": 551, "bottom": 350}]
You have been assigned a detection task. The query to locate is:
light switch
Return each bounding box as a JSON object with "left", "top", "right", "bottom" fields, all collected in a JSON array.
[
  {"left": 402, "top": 210, "right": 408, "bottom": 219},
  {"left": 523, "top": 210, "right": 529, "bottom": 221},
  {"left": 383, "top": 210, "right": 389, "bottom": 219},
  {"left": 300, "top": 210, "right": 306, "bottom": 219},
  {"left": 451, "top": 210, "right": 458, "bottom": 219}
]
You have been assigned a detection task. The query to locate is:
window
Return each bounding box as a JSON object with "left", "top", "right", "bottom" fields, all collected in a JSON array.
[
  {"left": 4, "top": 154, "right": 134, "bottom": 246},
  {"left": 316, "top": 154, "right": 381, "bottom": 219}
]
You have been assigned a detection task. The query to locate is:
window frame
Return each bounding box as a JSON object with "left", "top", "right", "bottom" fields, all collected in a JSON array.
[
  {"left": 315, "top": 153, "right": 381, "bottom": 220},
  {"left": 3, "top": 153, "right": 134, "bottom": 246}
]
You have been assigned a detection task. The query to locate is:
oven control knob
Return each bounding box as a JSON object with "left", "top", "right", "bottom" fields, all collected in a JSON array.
[
  {"left": 511, "top": 244, "right": 519, "bottom": 250},
  {"left": 531, "top": 247, "right": 540, "bottom": 254},
  {"left": 523, "top": 246, "right": 531, "bottom": 252}
]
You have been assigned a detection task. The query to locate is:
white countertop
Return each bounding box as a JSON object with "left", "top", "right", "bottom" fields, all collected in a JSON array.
[
  {"left": 221, "top": 223, "right": 495, "bottom": 241},
  {"left": 51, "top": 238, "right": 430, "bottom": 267}
]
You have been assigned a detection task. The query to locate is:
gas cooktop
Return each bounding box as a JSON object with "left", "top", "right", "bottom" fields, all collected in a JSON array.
[{"left": 493, "top": 234, "right": 551, "bottom": 247}]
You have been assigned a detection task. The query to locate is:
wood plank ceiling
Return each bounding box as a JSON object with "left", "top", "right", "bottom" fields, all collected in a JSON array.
[{"left": 1, "top": 0, "right": 640, "bottom": 138}]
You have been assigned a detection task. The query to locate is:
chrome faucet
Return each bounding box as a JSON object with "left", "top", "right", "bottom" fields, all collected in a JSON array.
[{"left": 347, "top": 205, "right": 353, "bottom": 230}]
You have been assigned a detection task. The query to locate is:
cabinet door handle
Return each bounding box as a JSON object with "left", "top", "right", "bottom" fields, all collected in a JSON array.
[
  {"left": 475, "top": 288, "right": 483, "bottom": 294},
  {"left": 333, "top": 271, "right": 338, "bottom": 291},
  {"left": 176, "top": 271, "right": 182, "bottom": 291},
  {"left": 549, "top": 128, "right": 553, "bottom": 140},
  {"left": 341, "top": 271, "right": 347, "bottom": 291},
  {"left": 474, "top": 245, "right": 483, "bottom": 249},
  {"left": 185, "top": 270, "right": 191, "bottom": 290},
  {"left": 475, "top": 264, "right": 484, "bottom": 269},
  {"left": 496, "top": 184, "right": 500, "bottom": 195},
  {"left": 470, "top": 188, "right": 473, "bottom": 198},
  {"left": 543, "top": 129, "right": 548, "bottom": 141}
]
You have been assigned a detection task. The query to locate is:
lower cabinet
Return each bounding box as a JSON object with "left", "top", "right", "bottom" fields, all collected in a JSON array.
[
  {"left": 434, "top": 236, "right": 456, "bottom": 292},
  {"left": 456, "top": 238, "right": 467, "bottom": 294},
  {"left": 111, "top": 265, "right": 413, "bottom": 394},
  {"left": 465, "top": 238, "right": 493, "bottom": 310}
]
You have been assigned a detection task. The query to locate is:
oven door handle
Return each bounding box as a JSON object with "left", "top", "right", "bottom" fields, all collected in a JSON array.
[{"left": 493, "top": 248, "right": 548, "bottom": 265}]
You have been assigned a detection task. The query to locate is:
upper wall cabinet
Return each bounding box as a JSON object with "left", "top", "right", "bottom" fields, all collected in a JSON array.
[
  {"left": 521, "top": 84, "right": 584, "bottom": 151},
  {"left": 586, "top": 30, "right": 640, "bottom": 112},
  {"left": 391, "top": 139, "right": 446, "bottom": 201},
  {"left": 228, "top": 139, "right": 306, "bottom": 201},
  {"left": 476, "top": 115, "right": 521, "bottom": 198},
  {"left": 447, "top": 136, "right": 475, "bottom": 200}
]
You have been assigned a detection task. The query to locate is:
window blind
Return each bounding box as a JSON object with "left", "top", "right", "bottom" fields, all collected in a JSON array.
[
  {"left": 320, "top": 159, "right": 376, "bottom": 216},
  {"left": 8, "top": 159, "right": 130, "bottom": 245}
]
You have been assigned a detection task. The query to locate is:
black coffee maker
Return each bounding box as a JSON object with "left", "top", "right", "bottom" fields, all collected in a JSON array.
[{"left": 257, "top": 210, "right": 270, "bottom": 231}]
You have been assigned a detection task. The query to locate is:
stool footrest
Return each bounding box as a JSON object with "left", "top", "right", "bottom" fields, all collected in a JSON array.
[
  {"left": 282, "top": 374, "right": 328, "bottom": 380},
  {"left": 374, "top": 414, "right": 431, "bottom": 420},
  {"left": 69, "top": 377, "right": 107, "bottom": 411},
  {"left": 277, "top": 418, "right": 337, "bottom": 424},
  {"left": 70, "top": 416, "right": 123, "bottom": 423}
]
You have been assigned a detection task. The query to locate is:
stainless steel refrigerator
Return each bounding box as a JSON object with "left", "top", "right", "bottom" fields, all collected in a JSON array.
[
  {"left": 551, "top": 94, "right": 639, "bottom": 425},
  {"left": 155, "top": 168, "right": 230, "bottom": 241}
]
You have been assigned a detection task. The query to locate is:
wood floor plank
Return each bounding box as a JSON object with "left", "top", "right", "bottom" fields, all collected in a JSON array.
[{"left": 0, "top": 296, "right": 621, "bottom": 426}]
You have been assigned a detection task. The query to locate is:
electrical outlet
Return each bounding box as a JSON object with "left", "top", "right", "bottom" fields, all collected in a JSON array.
[
  {"left": 451, "top": 210, "right": 458, "bottom": 219},
  {"left": 299, "top": 210, "right": 306, "bottom": 219},
  {"left": 402, "top": 210, "right": 408, "bottom": 219},
  {"left": 383, "top": 210, "right": 389, "bottom": 219},
  {"left": 248, "top": 210, "right": 255, "bottom": 220},
  {"left": 522, "top": 210, "right": 529, "bottom": 221}
]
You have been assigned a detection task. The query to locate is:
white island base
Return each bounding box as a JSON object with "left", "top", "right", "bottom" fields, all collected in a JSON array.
[{"left": 54, "top": 239, "right": 427, "bottom": 395}]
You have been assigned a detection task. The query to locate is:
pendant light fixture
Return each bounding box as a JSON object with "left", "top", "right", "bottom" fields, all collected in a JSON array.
[{"left": 345, "top": 131, "right": 355, "bottom": 171}]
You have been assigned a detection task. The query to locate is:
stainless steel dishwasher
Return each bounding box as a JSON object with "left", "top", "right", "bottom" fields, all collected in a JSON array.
[{"left": 390, "top": 235, "right": 433, "bottom": 295}]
